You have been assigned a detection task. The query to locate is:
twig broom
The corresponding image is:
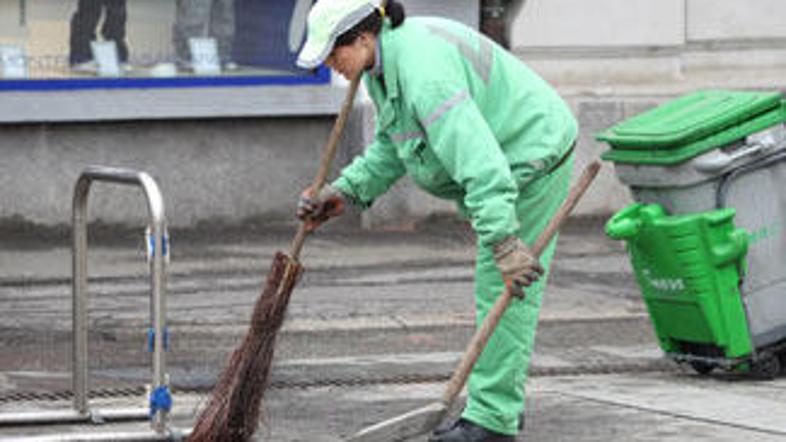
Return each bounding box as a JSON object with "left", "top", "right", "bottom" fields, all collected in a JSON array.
[{"left": 187, "top": 74, "right": 362, "bottom": 442}]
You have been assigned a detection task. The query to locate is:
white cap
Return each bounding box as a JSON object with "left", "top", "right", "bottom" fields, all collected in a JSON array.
[{"left": 297, "top": 0, "right": 383, "bottom": 69}]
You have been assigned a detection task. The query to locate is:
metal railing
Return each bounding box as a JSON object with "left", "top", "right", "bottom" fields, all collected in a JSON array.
[{"left": 0, "top": 166, "right": 183, "bottom": 441}]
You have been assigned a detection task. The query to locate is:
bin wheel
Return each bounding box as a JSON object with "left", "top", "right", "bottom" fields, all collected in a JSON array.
[
  {"left": 750, "top": 353, "right": 781, "bottom": 380},
  {"left": 690, "top": 361, "right": 715, "bottom": 375}
]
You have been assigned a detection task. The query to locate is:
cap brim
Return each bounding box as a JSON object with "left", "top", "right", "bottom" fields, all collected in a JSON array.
[
  {"left": 296, "top": 2, "right": 377, "bottom": 70},
  {"left": 296, "top": 35, "right": 336, "bottom": 69}
]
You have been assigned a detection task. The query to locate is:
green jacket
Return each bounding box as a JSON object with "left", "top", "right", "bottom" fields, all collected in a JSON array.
[{"left": 333, "top": 17, "right": 577, "bottom": 247}]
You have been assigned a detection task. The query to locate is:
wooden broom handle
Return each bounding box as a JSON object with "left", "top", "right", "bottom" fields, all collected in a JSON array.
[
  {"left": 290, "top": 75, "right": 363, "bottom": 261},
  {"left": 441, "top": 161, "right": 601, "bottom": 406}
]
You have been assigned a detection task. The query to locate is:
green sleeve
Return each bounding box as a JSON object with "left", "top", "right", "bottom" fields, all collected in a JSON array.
[
  {"left": 409, "top": 79, "right": 519, "bottom": 247},
  {"left": 332, "top": 136, "right": 406, "bottom": 209}
]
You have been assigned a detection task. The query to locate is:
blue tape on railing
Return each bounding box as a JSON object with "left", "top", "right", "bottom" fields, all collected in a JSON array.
[
  {"left": 149, "top": 385, "right": 172, "bottom": 418},
  {"left": 147, "top": 328, "right": 154, "bottom": 353},
  {"left": 147, "top": 233, "right": 169, "bottom": 258},
  {"left": 147, "top": 327, "right": 170, "bottom": 352}
]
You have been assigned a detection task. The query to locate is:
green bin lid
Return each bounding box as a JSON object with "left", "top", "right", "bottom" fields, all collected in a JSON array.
[
  {"left": 597, "top": 90, "right": 782, "bottom": 149},
  {"left": 597, "top": 90, "right": 786, "bottom": 165}
]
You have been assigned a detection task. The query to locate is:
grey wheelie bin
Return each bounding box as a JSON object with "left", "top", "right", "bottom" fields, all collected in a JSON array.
[{"left": 598, "top": 90, "right": 786, "bottom": 377}]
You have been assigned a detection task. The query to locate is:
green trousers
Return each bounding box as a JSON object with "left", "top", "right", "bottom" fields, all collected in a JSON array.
[{"left": 463, "top": 154, "right": 574, "bottom": 435}]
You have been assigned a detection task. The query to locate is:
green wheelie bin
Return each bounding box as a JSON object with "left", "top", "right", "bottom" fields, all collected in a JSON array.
[{"left": 599, "top": 90, "right": 786, "bottom": 377}]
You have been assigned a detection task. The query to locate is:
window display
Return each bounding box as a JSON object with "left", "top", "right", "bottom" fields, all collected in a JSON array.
[{"left": 0, "top": 0, "right": 327, "bottom": 88}]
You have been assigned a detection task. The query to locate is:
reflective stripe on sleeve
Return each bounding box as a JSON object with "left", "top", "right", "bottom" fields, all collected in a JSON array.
[
  {"left": 420, "top": 89, "right": 470, "bottom": 129},
  {"left": 390, "top": 130, "right": 426, "bottom": 144}
]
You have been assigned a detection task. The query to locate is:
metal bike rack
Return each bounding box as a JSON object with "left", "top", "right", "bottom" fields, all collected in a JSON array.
[{"left": 0, "top": 166, "right": 186, "bottom": 441}]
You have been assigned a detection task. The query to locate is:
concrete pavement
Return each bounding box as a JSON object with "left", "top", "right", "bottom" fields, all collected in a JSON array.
[{"left": 0, "top": 218, "right": 785, "bottom": 441}]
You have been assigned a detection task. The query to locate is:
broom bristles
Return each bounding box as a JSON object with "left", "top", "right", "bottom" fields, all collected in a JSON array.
[{"left": 188, "top": 251, "right": 303, "bottom": 442}]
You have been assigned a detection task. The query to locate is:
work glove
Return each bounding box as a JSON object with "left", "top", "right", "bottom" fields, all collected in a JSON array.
[
  {"left": 493, "top": 236, "right": 544, "bottom": 299},
  {"left": 296, "top": 184, "right": 346, "bottom": 232}
]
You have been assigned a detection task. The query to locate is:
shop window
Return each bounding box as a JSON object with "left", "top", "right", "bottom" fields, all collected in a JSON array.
[{"left": 0, "top": 0, "right": 328, "bottom": 90}]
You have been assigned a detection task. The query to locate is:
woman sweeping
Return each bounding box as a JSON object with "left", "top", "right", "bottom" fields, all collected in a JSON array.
[{"left": 296, "top": 1, "right": 578, "bottom": 440}]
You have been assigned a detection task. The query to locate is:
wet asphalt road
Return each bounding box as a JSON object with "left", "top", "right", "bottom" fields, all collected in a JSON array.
[{"left": 9, "top": 220, "right": 778, "bottom": 441}]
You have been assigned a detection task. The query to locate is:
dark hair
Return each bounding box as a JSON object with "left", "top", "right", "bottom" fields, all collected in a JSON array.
[{"left": 334, "top": 0, "right": 406, "bottom": 47}]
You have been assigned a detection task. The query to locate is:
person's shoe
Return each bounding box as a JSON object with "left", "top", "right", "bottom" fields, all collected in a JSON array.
[
  {"left": 432, "top": 417, "right": 458, "bottom": 437},
  {"left": 435, "top": 412, "right": 525, "bottom": 435},
  {"left": 70, "top": 61, "right": 98, "bottom": 74},
  {"left": 175, "top": 60, "right": 193, "bottom": 72},
  {"left": 428, "top": 418, "right": 514, "bottom": 442}
]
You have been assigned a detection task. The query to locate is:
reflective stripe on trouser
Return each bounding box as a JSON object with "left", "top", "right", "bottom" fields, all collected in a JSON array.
[{"left": 463, "top": 153, "right": 574, "bottom": 436}]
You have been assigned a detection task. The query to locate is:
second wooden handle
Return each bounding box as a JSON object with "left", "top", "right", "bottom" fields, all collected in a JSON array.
[{"left": 441, "top": 161, "right": 602, "bottom": 406}]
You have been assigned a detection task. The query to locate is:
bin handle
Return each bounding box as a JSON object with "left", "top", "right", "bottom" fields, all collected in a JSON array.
[
  {"left": 693, "top": 135, "right": 778, "bottom": 175},
  {"left": 710, "top": 228, "right": 749, "bottom": 267},
  {"left": 605, "top": 204, "right": 644, "bottom": 240}
]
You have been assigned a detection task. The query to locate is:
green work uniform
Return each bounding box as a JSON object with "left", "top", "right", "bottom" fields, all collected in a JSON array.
[{"left": 332, "top": 16, "right": 578, "bottom": 435}]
